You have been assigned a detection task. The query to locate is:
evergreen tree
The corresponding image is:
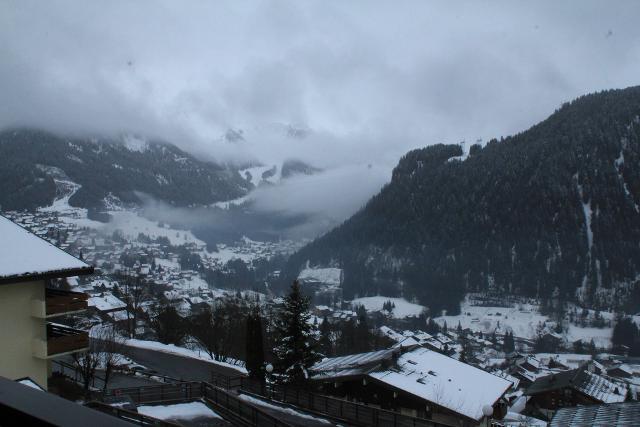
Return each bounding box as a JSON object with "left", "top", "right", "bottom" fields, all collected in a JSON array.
[
  {"left": 354, "top": 306, "right": 372, "bottom": 353},
  {"left": 612, "top": 317, "right": 639, "bottom": 349},
  {"left": 245, "top": 305, "right": 266, "bottom": 382},
  {"left": 319, "top": 315, "right": 333, "bottom": 357},
  {"left": 626, "top": 385, "right": 635, "bottom": 402},
  {"left": 425, "top": 318, "right": 441, "bottom": 335},
  {"left": 503, "top": 331, "right": 515, "bottom": 353},
  {"left": 273, "top": 281, "right": 321, "bottom": 384},
  {"left": 336, "top": 319, "right": 356, "bottom": 356},
  {"left": 151, "top": 304, "right": 185, "bottom": 345}
]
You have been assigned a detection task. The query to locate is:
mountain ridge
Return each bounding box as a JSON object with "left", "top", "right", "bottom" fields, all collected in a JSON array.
[
  {"left": 283, "top": 86, "right": 640, "bottom": 315},
  {"left": 0, "top": 128, "right": 252, "bottom": 211}
]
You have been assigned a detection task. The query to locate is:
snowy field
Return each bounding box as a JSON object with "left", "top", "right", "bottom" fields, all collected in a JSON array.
[
  {"left": 435, "top": 302, "right": 548, "bottom": 338},
  {"left": 351, "top": 296, "right": 426, "bottom": 319},
  {"left": 137, "top": 401, "right": 222, "bottom": 421},
  {"left": 106, "top": 211, "right": 206, "bottom": 247},
  {"left": 435, "top": 298, "right": 614, "bottom": 348}
]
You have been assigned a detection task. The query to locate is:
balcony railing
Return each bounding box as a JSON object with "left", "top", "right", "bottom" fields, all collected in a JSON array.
[
  {"left": 46, "top": 288, "right": 88, "bottom": 316},
  {"left": 47, "top": 323, "right": 89, "bottom": 356},
  {"left": 32, "top": 288, "right": 88, "bottom": 318},
  {"left": 33, "top": 324, "right": 89, "bottom": 359}
]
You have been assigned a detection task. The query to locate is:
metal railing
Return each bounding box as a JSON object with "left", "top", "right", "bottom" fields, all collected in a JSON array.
[
  {"left": 85, "top": 401, "right": 180, "bottom": 426},
  {"left": 215, "top": 374, "right": 455, "bottom": 427},
  {"left": 106, "top": 382, "right": 293, "bottom": 427},
  {"left": 52, "top": 359, "right": 107, "bottom": 390}
]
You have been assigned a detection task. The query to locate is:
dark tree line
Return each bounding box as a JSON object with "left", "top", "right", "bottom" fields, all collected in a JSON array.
[{"left": 612, "top": 316, "right": 640, "bottom": 356}]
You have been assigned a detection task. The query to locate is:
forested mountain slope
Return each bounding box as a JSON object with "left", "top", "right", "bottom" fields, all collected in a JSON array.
[
  {"left": 285, "top": 87, "right": 640, "bottom": 315},
  {"left": 0, "top": 129, "right": 251, "bottom": 211}
]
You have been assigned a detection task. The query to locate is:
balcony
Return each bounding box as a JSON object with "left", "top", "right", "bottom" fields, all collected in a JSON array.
[
  {"left": 32, "top": 288, "right": 88, "bottom": 319},
  {"left": 33, "top": 324, "right": 89, "bottom": 359}
]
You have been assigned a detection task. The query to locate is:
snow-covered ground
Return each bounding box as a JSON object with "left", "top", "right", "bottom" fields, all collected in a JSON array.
[
  {"left": 37, "top": 175, "right": 104, "bottom": 228},
  {"left": 106, "top": 211, "right": 207, "bottom": 247},
  {"left": 435, "top": 302, "right": 548, "bottom": 338},
  {"left": 137, "top": 401, "right": 222, "bottom": 421},
  {"left": 125, "top": 338, "right": 248, "bottom": 374},
  {"left": 435, "top": 298, "right": 614, "bottom": 348},
  {"left": 351, "top": 296, "right": 426, "bottom": 319}
]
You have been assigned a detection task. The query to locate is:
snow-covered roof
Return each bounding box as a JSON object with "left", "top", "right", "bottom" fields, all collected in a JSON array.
[
  {"left": 379, "top": 326, "right": 405, "bottom": 342},
  {"left": 526, "top": 366, "right": 626, "bottom": 404},
  {"left": 311, "top": 348, "right": 399, "bottom": 380},
  {"left": 107, "top": 310, "right": 130, "bottom": 322},
  {"left": 0, "top": 215, "right": 92, "bottom": 283},
  {"left": 369, "top": 348, "right": 512, "bottom": 421},
  {"left": 88, "top": 293, "right": 127, "bottom": 312},
  {"left": 16, "top": 378, "right": 45, "bottom": 392}
]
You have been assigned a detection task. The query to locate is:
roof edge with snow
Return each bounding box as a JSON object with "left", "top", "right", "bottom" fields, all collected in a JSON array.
[{"left": 0, "top": 214, "right": 94, "bottom": 284}]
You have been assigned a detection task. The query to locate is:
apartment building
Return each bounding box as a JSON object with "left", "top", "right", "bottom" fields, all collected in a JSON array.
[{"left": 0, "top": 215, "right": 93, "bottom": 390}]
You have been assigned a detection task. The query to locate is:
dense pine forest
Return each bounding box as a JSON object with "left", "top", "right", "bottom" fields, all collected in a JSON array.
[{"left": 284, "top": 87, "right": 640, "bottom": 315}]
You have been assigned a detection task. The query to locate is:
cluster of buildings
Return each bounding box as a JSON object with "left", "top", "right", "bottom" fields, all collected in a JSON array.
[
  {"left": 312, "top": 320, "right": 639, "bottom": 426},
  {"left": 2, "top": 208, "right": 297, "bottom": 336}
]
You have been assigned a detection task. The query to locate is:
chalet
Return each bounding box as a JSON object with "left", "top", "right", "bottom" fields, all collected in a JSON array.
[
  {"left": 310, "top": 347, "right": 512, "bottom": 426},
  {"left": 0, "top": 215, "right": 93, "bottom": 390},
  {"left": 607, "top": 363, "right": 633, "bottom": 379},
  {"left": 536, "top": 332, "right": 563, "bottom": 351},
  {"left": 516, "top": 355, "right": 541, "bottom": 372},
  {"left": 87, "top": 292, "right": 126, "bottom": 314},
  {"left": 524, "top": 365, "right": 626, "bottom": 420}
]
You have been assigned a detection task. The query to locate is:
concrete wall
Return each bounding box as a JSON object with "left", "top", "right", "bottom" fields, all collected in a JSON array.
[{"left": 0, "top": 280, "right": 47, "bottom": 389}]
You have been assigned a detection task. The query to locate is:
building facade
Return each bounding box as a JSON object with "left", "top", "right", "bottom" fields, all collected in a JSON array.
[{"left": 0, "top": 215, "right": 93, "bottom": 389}]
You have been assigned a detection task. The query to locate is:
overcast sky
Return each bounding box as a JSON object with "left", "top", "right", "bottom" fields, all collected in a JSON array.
[{"left": 2, "top": 1, "right": 640, "bottom": 229}]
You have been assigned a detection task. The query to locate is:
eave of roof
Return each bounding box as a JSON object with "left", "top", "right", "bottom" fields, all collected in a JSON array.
[{"left": 0, "top": 265, "right": 94, "bottom": 285}]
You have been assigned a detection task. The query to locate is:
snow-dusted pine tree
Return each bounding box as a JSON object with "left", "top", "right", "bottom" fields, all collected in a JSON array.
[
  {"left": 245, "top": 305, "right": 266, "bottom": 382},
  {"left": 273, "top": 280, "right": 321, "bottom": 384}
]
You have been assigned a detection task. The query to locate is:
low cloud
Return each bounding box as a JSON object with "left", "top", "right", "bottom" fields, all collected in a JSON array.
[
  {"left": 129, "top": 164, "right": 390, "bottom": 242},
  {"left": 2, "top": 1, "right": 639, "bottom": 171}
]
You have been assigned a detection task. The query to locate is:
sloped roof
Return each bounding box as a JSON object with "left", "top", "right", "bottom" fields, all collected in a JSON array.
[
  {"left": 525, "top": 367, "right": 626, "bottom": 403},
  {"left": 0, "top": 215, "right": 92, "bottom": 284},
  {"left": 88, "top": 293, "right": 127, "bottom": 312},
  {"left": 551, "top": 401, "right": 640, "bottom": 427},
  {"left": 369, "top": 348, "right": 512, "bottom": 421},
  {"left": 310, "top": 348, "right": 398, "bottom": 380}
]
